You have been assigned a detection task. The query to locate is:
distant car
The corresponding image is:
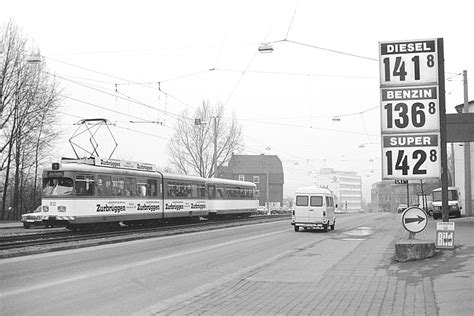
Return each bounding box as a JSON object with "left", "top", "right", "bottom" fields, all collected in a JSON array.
[
  {"left": 397, "top": 204, "right": 408, "bottom": 213},
  {"left": 21, "top": 206, "right": 43, "bottom": 229}
]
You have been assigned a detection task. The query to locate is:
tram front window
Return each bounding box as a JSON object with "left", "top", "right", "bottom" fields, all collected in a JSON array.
[{"left": 42, "top": 178, "right": 74, "bottom": 196}]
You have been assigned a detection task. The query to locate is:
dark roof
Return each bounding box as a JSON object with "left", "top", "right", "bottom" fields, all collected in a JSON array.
[
  {"left": 454, "top": 100, "right": 474, "bottom": 113},
  {"left": 228, "top": 154, "right": 283, "bottom": 174}
]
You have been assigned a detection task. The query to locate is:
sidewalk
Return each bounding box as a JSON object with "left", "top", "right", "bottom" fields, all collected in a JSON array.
[
  {"left": 0, "top": 221, "right": 22, "bottom": 229},
  {"left": 144, "top": 214, "right": 473, "bottom": 315}
]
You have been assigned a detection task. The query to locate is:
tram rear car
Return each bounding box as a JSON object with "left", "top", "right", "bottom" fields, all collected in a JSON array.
[{"left": 206, "top": 178, "right": 257, "bottom": 218}]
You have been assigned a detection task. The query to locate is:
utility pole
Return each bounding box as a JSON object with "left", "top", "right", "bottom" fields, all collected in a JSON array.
[
  {"left": 266, "top": 169, "right": 270, "bottom": 215},
  {"left": 463, "top": 70, "right": 472, "bottom": 216},
  {"left": 212, "top": 116, "right": 217, "bottom": 178}
]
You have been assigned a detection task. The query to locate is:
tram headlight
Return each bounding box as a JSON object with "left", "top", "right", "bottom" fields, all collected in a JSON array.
[
  {"left": 42, "top": 205, "right": 49, "bottom": 212},
  {"left": 58, "top": 205, "right": 66, "bottom": 212}
]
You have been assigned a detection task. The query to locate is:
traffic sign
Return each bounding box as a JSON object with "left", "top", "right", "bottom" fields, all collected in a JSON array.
[
  {"left": 379, "top": 39, "right": 438, "bottom": 86},
  {"left": 401, "top": 206, "right": 427, "bottom": 233},
  {"left": 382, "top": 133, "right": 440, "bottom": 179},
  {"left": 381, "top": 86, "right": 440, "bottom": 133}
]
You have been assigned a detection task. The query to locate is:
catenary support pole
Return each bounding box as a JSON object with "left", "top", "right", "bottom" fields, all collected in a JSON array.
[{"left": 463, "top": 70, "right": 472, "bottom": 217}]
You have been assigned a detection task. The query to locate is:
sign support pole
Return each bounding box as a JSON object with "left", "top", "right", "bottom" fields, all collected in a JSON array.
[
  {"left": 437, "top": 38, "right": 449, "bottom": 222},
  {"left": 406, "top": 182, "right": 410, "bottom": 207}
]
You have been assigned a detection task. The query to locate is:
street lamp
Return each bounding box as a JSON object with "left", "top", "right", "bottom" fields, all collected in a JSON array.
[
  {"left": 258, "top": 42, "right": 274, "bottom": 53},
  {"left": 26, "top": 53, "right": 42, "bottom": 65}
]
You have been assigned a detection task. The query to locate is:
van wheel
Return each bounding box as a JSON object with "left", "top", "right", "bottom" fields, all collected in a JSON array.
[
  {"left": 294, "top": 225, "right": 299, "bottom": 232},
  {"left": 23, "top": 223, "right": 31, "bottom": 229},
  {"left": 322, "top": 224, "right": 328, "bottom": 232}
]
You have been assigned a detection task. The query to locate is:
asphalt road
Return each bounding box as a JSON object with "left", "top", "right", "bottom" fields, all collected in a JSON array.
[{"left": 0, "top": 213, "right": 380, "bottom": 315}]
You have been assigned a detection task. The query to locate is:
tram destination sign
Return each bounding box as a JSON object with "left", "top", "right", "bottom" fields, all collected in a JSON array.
[{"left": 379, "top": 39, "right": 438, "bottom": 86}]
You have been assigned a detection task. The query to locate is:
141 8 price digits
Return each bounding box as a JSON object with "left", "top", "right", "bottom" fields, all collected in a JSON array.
[
  {"left": 383, "top": 55, "right": 435, "bottom": 82},
  {"left": 386, "top": 149, "right": 437, "bottom": 176}
]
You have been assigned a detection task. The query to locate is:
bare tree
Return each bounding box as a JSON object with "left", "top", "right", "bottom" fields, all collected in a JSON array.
[
  {"left": 0, "top": 20, "right": 61, "bottom": 220},
  {"left": 168, "top": 100, "right": 243, "bottom": 177}
]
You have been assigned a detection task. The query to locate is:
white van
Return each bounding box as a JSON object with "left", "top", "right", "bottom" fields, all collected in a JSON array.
[{"left": 292, "top": 186, "right": 336, "bottom": 232}]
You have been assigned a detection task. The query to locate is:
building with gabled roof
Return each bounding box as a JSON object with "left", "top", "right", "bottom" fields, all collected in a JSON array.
[{"left": 217, "top": 154, "right": 284, "bottom": 208}]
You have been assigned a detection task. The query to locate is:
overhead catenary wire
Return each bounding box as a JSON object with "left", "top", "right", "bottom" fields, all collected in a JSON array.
[{"left": 44, "top": 45, "right": 382, "bottom": 178}]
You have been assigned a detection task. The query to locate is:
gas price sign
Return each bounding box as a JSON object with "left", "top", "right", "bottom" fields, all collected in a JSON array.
[
  {"left": 382, "top": 133, "right": 440, "bottom": 179},
  {"left": 379, "top": 38, "right": 443, "bottom": 181},
  {"left": 379, "top": 39, "right": 438, "bottom": 86}
]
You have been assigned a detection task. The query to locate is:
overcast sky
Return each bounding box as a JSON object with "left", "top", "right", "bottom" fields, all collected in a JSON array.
[{"left": 2, "top": 0, "right": 473, "bottom": 199}]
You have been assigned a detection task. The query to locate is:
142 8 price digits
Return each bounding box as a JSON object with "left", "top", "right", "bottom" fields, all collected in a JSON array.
[{"left": 385, "top": 149, "right": 438, "bottom": 176}]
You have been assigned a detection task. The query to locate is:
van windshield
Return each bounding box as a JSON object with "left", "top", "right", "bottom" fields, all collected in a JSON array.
[{"left": 433, "top": 190, "right": 458, "bottom": 201}]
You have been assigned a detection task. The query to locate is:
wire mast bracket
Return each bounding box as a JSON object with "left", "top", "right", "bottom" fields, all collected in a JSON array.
[{"left": 69, "top": 118, "right": 118, "bottom": 159}]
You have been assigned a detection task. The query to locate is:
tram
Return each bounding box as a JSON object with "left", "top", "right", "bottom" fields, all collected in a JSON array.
[{"left": 40, "top": 157, "right": 257, "bottom": 230}]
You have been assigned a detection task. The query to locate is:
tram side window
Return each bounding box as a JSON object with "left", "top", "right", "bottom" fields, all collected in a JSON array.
[
  {"left": 75, "top": 174, "right": 95, "bottom": 196},
  {"left": 167, "top": 181, "right": 205, "bottom": 198},
  {"left": 216, "top": 187, "right": 225, "bottom": 199},
  {"left": 112, "top": 177, "right": 125, "bottom": 196},
  {"left": 207, "top": 185, "right": 216, "bottom": 199},
  {"left": 137, "top": 178, "right": 147, "bottom": 196},
  {"left": 97, "top": 175, "right": 112, "bottom": 196},
  {"left": 124, "top": 177, "right": 137, "bottom": 196},
  {"left": 197, "top": 184, "right": 206, "bottom": 198},
  {"left": 147, "top": 179, "right": 158, "bottom": 197}
]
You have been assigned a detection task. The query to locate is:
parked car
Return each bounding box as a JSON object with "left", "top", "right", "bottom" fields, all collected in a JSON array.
[
  {"left": 20, "top": 206, "right": 43, "bottom": 229},
  {"left": 396, "top": 204, "right": 408, "bottom": 213}
]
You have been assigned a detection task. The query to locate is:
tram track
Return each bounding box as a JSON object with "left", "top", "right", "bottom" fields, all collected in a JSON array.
[{"left": 0, "top": 215, "right": 290, "bottom": 257}]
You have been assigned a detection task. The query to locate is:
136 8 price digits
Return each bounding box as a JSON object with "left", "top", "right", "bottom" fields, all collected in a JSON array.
[
  {"left": 384, "top": 101, "right": 436, "bottom": 129},
  {"left": 385, "top": 149, "right": 438, "bottom": 176}
]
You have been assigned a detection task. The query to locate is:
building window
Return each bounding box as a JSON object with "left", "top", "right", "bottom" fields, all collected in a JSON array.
[
  {"left": 253, "top": 176, "right": 260, "bottom": 183},
  {"left": 238, "top": 175, "right": 245, "bottom": 181}
]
